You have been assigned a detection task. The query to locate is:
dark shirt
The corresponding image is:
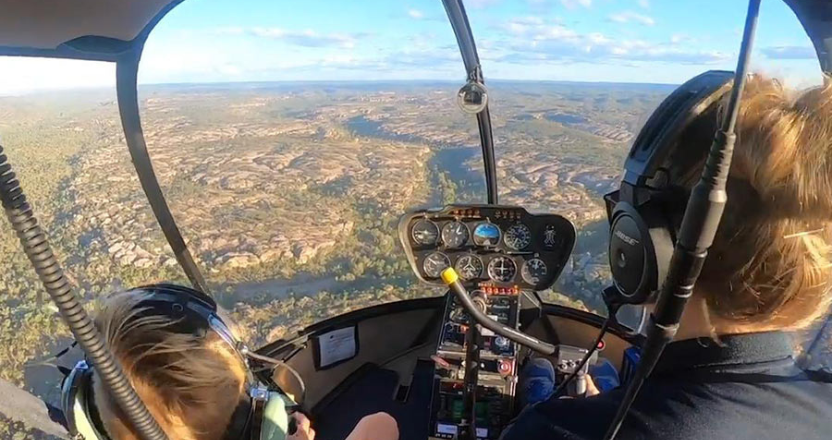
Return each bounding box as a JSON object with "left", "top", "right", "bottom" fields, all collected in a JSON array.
[{"left": 502, "top": 331, "right": 832, "bottom": 440}]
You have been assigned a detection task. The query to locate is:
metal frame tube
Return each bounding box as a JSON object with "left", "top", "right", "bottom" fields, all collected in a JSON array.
[
  {"left": 115, "top": 56, "right": 210, "bottom": 293},
  {"left": 442, "top": 0, "right": 499, "bottom": 204}
]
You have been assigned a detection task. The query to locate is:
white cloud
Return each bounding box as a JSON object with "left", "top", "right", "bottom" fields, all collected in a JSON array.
[
  {"left": 503, "top": 16, "right": 547, "bottom": 34},
  {"left": 762, "top": 45, "right": 816, "bottom": 60},
  {"left": 637, "top": 0, "right": 649, "bottom": 9},
  {"left": 561, "top": 0, "right": 592, "bottom": 9},
  {"left": 213, "top": 27, "right": 245, "bottom": 36},
  {"left": 609, "top": 11, "right": 656, "bottom": 26},
  {"left": 407, "top": 9, "right": 424, "bottom": 19},
  {"left": 495, "top": 18, "right": 729, "bottom": 66},
  {"left": 216, "top": 64, "right": 242, "bottom": 76},
  {"left": 249, "top": 27, "right": 361, "bottom": 49},
  {"left": 467, "top": 0, "right": 501, "bottom": 8},
  {"left": 535, "top": 25, "right": 579, "bottom": 42},
  {"left": 670, "top": 33, "right": 696, "bottom": 44},
  {"left": 0, "top": 58, "right": 113, "bottom": 95}
]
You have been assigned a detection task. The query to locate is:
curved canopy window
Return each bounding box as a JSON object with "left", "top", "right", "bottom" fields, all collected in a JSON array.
[{"left": 137, "top": 0, "right": 483, "bottom": 345}]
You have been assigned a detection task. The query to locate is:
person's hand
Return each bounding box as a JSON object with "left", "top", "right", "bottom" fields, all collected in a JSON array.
[
  {"left": 288, "top": 413, "right": 316, "bottom": 440},
  {"left": 585, "top": 374, "right": 600, "bottom": 397},
  {"left": 557, "top": 374, "right": 600, "bottom": 399}
]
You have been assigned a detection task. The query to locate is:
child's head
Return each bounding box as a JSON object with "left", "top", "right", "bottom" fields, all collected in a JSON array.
[
  {"left": 91, "top": 289, "right": 249, "bottom": 440},
  {"left": 671, "top": 76, "right": 832, "bottom": 332}
]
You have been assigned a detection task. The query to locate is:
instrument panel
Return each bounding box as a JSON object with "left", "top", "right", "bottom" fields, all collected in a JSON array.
[{"left": 399, "top": 205, "right": 577, "bottom": 291}]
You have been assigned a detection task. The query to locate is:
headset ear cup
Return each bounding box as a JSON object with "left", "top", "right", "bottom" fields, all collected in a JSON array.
[
  {"left": 61, "top": 361, "right": 107, "bottom": 439},
  {"left": 608, "top": 202, "right": 673, "bottom": 304},
  {"left": 60, "top": 365, "right": 81, "bottom": 434}
]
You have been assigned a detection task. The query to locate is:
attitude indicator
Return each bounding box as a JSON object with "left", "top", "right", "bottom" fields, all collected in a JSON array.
[{"left": 473, "top": 223, "right": 501, "bottom": 247}]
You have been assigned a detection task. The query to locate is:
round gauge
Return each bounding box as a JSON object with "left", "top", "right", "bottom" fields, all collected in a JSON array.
[
  {"left": 411, "top": 219, "right": 439, "bottom": 246},
  {"left": 521, "top": 258, "right": 549, "bottom": 286},
  {"left": 473, "top": 222, "right": 502, "bottom": 247},
  {"left": 441, "top": 221, "right": 470, "bottom": 248},
  {"left": 504, "top": 223, "right": 532, "bottom": 250},
  {"left": 454, "top": 254, "right": 484, "bottom": 281},
  {"left": 487, "top": 256, "right": 517, "bottom": 283},
  {"left": 422, "top": 252, "right": 451, "bottom": 279}
]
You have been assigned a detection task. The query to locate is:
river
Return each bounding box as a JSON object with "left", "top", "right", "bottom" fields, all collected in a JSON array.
[
  {"left": 220, "top": 273, "right": 384, "bottom": 307},
  {"left": 346, "top": 115, "right": 484, "bottom": 203}
]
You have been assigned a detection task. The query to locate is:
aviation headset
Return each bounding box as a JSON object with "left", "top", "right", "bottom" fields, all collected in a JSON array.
[
  {"left": 604, "top": 70, "right": 735, "bottom": 306},
  {"left": 60, "top": 283, "right": 296, "bottom": 440}
]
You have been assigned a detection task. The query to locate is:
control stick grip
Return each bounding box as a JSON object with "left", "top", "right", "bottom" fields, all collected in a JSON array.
[
  {"left": 573, "top": 373, "right": 587, "bottom": 397},
  {"left": 441, "top": 268, "right": 556, "bottom": 355}
]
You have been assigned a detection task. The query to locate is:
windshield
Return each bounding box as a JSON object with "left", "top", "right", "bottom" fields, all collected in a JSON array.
[
  {"left": 133, "top": 0, "right": 825, "bottom": 336},
  {"left": 137, "top": 0, "right": 485, "bottom": 345}
]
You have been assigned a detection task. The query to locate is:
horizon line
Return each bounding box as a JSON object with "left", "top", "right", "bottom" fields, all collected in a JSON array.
[{"left": 1, "top": 77, "right": 681, "bottom": 97}]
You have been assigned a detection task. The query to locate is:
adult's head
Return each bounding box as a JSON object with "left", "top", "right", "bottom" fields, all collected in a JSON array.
[{"left": 667, "top": 76, "right": 832, "bottom": 334}]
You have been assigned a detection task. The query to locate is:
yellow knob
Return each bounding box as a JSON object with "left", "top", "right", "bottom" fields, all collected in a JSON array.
[{"left": 441, "top": 267, "right": 459, "bottom": 285}]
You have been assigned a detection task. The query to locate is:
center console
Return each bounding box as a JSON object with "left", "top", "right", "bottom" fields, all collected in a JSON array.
[
  {"left": 429, "top": 287, "right": 527, "bottom": 440},
  {"left": 398, "top": 205, "right": 578, "bottom": 440}
]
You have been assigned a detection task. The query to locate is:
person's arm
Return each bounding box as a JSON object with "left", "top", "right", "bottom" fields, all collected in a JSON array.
[{"left": 287, "top": 412, "right": 399, "bottom": 440}]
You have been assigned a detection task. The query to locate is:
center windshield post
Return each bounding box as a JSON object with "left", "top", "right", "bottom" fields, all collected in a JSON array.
[
  {"left": 115, "top": 52, "right": 211, "bottom": 295},
  {"left": 442, "top": 0, "right": 499, "bottom": 205}
]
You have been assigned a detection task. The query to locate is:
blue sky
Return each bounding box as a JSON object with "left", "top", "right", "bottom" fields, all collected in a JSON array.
[{"left": 0, "top": 0, "right": 823, "bottom": 93}]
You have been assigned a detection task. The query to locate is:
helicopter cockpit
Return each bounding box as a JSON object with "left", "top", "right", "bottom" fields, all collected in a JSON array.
[{"left": 0, "top": 1, "right": 830, "bottom": 440}]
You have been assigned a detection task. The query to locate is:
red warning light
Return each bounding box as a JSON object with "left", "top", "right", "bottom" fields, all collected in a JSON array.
[{"left": 597, "top": 340, "right": 606, "bottom": 351}]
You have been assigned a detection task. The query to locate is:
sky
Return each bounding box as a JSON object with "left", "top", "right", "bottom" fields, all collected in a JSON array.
[{"left": 0, "top": 0, "right": 823, "bottom": 94}]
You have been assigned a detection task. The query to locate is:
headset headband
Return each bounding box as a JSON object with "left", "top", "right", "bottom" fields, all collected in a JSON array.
[
  {"left": 622, "top": 70, "right": 734, "bottom": 188},
  {"left": 129, "top": 283, "right": 244, "bottom": 358}
]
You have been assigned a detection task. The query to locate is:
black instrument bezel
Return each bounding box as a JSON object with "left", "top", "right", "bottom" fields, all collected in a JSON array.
[{"left": 398, "top": 204, "right": 577, "bottom": 291}]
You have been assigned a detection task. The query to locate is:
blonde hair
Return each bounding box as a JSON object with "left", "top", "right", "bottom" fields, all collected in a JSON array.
[
  {"left": 91, "top": 290, "right": 249, "bottom": 440},
  {"left": 674, "top": 76, "right": 832, "bottom": 331}
]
